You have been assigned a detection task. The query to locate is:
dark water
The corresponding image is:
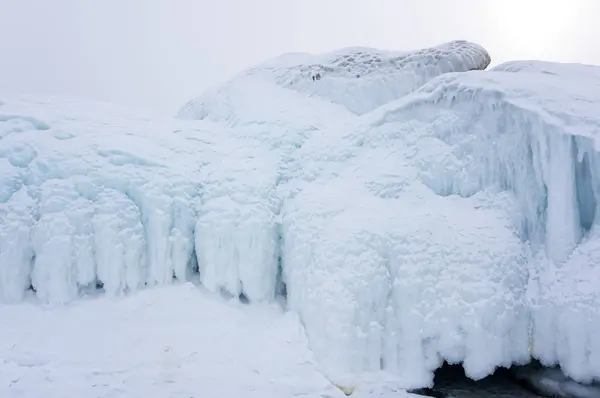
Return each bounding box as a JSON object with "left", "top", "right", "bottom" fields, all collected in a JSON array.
[{"left": 411, "top": 364, "right": 541, "bottom": 398}]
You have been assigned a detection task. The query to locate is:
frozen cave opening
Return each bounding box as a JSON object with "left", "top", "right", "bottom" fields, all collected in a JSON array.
[
  {"left": 409, "top": 362, "right": 541, "bottom": 398},
  {"left": 410, "top": 361, "right": 600, "bottom": 398}
]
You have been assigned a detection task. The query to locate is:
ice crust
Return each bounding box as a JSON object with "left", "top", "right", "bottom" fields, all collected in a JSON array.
[{"left": 2, "top": 41, "right": 600, "bottom": 388}]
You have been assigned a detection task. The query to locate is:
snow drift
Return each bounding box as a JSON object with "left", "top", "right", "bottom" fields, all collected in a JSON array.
[{"left": 2, "top": 40, "right": 600, "bottom": 392}]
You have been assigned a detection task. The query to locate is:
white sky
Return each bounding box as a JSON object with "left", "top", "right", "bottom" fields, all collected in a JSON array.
[{"left": 1, "top": 0, "right": 598, "bottom": 115}]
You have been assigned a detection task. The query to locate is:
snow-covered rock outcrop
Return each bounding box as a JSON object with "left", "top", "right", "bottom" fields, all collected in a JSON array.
[{"left": 2, "top": 40, "right": 600, "bottom": 390}]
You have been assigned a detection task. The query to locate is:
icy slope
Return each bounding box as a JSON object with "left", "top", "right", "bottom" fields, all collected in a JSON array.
[{"left": 180, "top": 40, "right": 490, "bottom": 117}]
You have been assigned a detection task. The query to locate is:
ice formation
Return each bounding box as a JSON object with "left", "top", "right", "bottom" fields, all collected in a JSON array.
[
  {"left": 0, "top": 97, "right": 281, "bottom": 303},
  {"left": 2, "top": 40, "right": 600, "bottom": 390},
  {"left": 179, "top": 40, "right": 490, "bottom": 117}
]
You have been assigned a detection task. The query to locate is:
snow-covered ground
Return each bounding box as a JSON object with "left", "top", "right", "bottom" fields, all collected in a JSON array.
[
  {"left": 0, "top": 282, "right": 546, "bottom": 398},
  {"left": 0, "top": 283, "right": 345, "bottom": 398},
  {"left": 2, "top": 40, "right": 600, "bottom": 397}
]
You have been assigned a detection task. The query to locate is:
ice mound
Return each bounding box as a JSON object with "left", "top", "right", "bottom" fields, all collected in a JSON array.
[
  {"left": 179, "top": 40, "right": 490, "bottom": 117},
  {"left": 282, "top": 177, "right": 530, "bottom": 386},
  {"left": 3, "top": 41, "right": 600, "bottom": 392},
  {"left": 331, "top": 61, "right": 600, "bottom": 384},
  {"left": 262, "top": 58, "right": 600, "bottom": 386}
]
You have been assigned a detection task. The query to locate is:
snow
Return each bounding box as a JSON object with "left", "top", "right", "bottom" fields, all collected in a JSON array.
[
  {"left": 0, "top": 283, "right": 346, "bottom": 398},
  {"left": 0, "top": 283, "right": 424, "bottom": 398},
  {"left": 2, "top": 40, "right": 600, "bottom": 394}
]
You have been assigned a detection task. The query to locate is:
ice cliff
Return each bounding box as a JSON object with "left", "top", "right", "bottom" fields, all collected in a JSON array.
[{"left": 2, "top": 40, "right": 600, "bottom": 390}]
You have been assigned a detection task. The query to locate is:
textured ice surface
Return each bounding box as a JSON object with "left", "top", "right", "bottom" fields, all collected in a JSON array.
[
  {"left": 280, "top": 56, "right": 600, "bottom": 385},
  {"left": 2, "top": 40, "right": 600, "bottom": 391},
  {"left": 0, "top": 96, "right": 281, "bottom": 303},
  {"left": 338, "top": 62, "right": 600, "bottom": 385}
]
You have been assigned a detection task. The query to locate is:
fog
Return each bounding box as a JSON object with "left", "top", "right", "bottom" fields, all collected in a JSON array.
[{"left": 1, "top": 0, "right": 598, "bottom": 115}]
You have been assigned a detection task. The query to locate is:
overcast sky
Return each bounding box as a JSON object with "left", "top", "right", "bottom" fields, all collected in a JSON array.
[{"left": 1, "top": 0, "right": 598, "bottom": 115}]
